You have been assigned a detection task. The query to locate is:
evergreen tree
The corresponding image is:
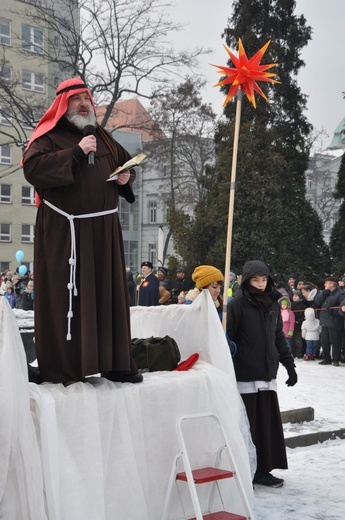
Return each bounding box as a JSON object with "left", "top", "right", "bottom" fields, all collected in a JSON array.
[
  {"left": 191, "top": 0, "right": 330, "bottom": 279},
  {"left": 330, "top": 152, "right": 345, "bottom": 274}
]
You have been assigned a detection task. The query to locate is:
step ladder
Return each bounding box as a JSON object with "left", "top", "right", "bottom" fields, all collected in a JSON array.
[{"left": 161, "top": 413, "right": 254, "bottom": 520}]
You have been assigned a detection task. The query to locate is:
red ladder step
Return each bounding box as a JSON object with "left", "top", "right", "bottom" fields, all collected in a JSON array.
[
  {"left": 176, "top": 467, "right": 234, "bottom": 484},
  {"left": 189, "top": 512, "right": 246, "bottom": 520}
]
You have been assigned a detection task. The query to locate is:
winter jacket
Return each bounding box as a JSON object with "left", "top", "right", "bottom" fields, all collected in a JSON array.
[
  {"left": 4, "top": 292, "right": 16, "bottom": 309},
  {"left": 314, "top": 287, "right": 345, "bottom": 330},
  {"left": 19, "top": 290, "right": 34, "bottom": 311},
  {"left": 278, "top": 297, "right": 295, "bottom": 338},
  {"left": 301, "top": 308, "right": 321, "bottom": 341},
  {"left": 291, "top": 300, "right": 307, "bottom": 330},
  {"left": 227, "top": 260, "right": 295, "bottom": 382},
  {"left": 303, "top": 287, "right": 318, "bottom": 308}
]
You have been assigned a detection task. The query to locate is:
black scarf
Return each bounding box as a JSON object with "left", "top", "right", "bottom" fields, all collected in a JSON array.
[{"left": 247, "top": 285, "right": 273, "bottom": 310}]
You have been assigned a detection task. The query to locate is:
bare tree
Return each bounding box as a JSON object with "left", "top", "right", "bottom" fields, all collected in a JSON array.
[
  {"left": 143, "top": 77, "right": 217, "bottom": 263},
  {"left": 0, "top": 0, "right": 209, "bottom": 151}
]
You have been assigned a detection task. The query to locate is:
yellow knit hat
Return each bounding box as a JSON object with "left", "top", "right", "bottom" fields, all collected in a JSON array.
[{"left": 192, "top": 265, "right": 224, "bottom": 289}]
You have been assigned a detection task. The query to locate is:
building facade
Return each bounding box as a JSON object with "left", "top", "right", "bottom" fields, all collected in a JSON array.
[
  {"left": 0, "top": 0, "right": 77, "bottom": 274},
  {"left": 305, "top": 127, "right": 344, "bottom": 244}
]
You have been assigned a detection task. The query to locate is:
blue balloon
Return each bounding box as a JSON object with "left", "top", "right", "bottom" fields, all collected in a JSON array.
[
  {"left": 19, "top": 265, "right": 27, "bottom": 277},
  {"left": 16, "top": 250, "right": 24, "bottom": 263}
]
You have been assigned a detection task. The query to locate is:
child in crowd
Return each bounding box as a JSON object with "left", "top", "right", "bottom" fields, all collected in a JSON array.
[
  {"left": 5, "top": 283, "right": 16, "bottom": 309},
  {"left": 301, "top": 307, "right": 321, "bottom": 360},
  {"left": 278, "top": 297, "right": 295, "bottom": 349}
]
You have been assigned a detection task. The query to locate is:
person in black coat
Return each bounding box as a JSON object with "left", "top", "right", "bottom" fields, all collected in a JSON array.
[
  {"left": 171, "top": 268, "right": 194, "bottom": 303},
  {"left": 126, "top": 268, "right": 136, "bottom": 306},
  {"left": 315, "top": 276, "right": 345, "bottom": 366},
  {"left": 291, "top": 290, "right": 307, "bottom": 358},
  {"left": 227, "top": 260, "right": 297, "bottom": 488},
  {"left": 137, "top": 261, "right": 159, "bottom": 306}
]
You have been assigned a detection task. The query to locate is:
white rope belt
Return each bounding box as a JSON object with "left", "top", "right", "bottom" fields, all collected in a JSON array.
[{"left": 43, "top": 199, "right": 118, "bottom": 340}]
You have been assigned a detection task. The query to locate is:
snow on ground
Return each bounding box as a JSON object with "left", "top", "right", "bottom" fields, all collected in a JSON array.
[
  {"left": 12, "top": 310, "right": 345, "bottom": 518},
  {"left": 252, "top": 358, "right": 345, "bottom": 520}
]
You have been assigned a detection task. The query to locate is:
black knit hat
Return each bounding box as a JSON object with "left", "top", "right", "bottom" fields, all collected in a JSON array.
[{"left": 141, "top": 261, "right": 153, "bottom": 269}]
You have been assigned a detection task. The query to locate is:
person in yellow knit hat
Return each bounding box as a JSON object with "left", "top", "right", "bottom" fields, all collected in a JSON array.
[
  {"left": 185, "top": 265, "right": 224, "bottom": 317},
  {"left": 185, "top": 265, "right": 237, "bottom": 358}
]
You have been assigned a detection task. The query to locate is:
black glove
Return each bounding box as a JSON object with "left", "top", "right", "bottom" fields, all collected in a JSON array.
[{"left": 285, "top": 365, "right": 298, "bottom": 387}]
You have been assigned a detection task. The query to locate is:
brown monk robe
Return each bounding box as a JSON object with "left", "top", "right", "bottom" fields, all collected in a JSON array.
[{"left": 22, "top": 79, "right": 141, "bottom": 384}]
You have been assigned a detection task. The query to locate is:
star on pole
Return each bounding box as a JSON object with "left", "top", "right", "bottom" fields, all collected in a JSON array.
[{"left": 212, "top": 38, "right": 280, "bottom": 108}]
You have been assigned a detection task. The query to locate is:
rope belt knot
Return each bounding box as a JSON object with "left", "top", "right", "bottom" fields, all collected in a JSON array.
[{"left": 43, "top": 199, "right": 118, "bottom": 340}]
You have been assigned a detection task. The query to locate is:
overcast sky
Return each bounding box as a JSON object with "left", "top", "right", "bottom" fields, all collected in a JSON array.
[{"left": 169, "top": 0, "right": 345, "bottom": 151}]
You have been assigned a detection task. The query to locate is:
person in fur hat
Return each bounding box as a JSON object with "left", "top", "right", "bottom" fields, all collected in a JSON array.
[
  {"left": 137, "top": 261, "right": 160, "bottom": 306},
  {"left": 301, "top": 308, "right": 321, "bottom": 360},
  {"left": 227, "top": 260, "right": 297, "bottom": 488}
]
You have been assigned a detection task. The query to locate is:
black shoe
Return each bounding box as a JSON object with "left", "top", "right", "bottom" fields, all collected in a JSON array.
[
  {"left": 101, "top": 371, "right": 143, "bottom": 384},
  {"left": 253, "top": 471, "right": 284, "bottom": 488},
  {"left": 28, "top": 364, "right": 43, "bottom": 384},
  {"left": 332, "top": 361, "right": 340, "bottom": 367},
  {"left": 318, "top": 360, "right": 331, "bottom": 365}
]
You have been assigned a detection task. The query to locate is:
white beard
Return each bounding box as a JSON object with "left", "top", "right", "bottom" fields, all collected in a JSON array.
[{"left": 66, "top": 111, "right": 97, "bottom": 130}]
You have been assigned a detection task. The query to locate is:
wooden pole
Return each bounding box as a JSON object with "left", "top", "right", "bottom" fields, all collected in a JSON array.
[{"left": 222, "top": 89, "right": 244, "bottom": 331}]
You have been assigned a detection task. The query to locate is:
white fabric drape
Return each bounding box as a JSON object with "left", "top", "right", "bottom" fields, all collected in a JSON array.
[
  {"left": 0, "top": 291, "right": 255, "bottom": 519},
  {"left": 0, "top": 298, "right": 47, "bottom": 520}
]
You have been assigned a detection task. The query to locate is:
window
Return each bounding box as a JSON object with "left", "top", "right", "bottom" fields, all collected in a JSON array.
[
  {"left": 331, "top": 215, "right": 338, "bottom": 228},
  {"left": 149, "top": 201, "right": 157, "bottom": 224},
  {"left": 0, "top": 261, "right": 10, "bottom": 273},
  {"left": 0, "top": 18, "right": 11, "bottom": 46},
  {"left": 21, "top": 224, "right": 35, "bottom": 243},
  {"left": 0, "top": 64, "right": 12, "bottom": 83},
  {"left": 0, "top": 223, "right": 11, "bottom": 242},
  {"left": 0, "top": 184, "right": 11, "bottom": 203},
  {"left": 22, "top": 185, "right": 35, "bottom": 205},
  {"left": 0, "top": 106, "right": 12, "bottom": 126},
  {"left": 306, "top": 177, "right": 312, "bottom": 190},
  {"left": 22, "top": 24, "right": 43, "bottom": 54},
  {"left": 0, "top": 145, "right": 11, "bottom": 164},
  {"left": 163, "top": 203, "right": 169, "bottom": 223},
  {"left": 148, "top": 243, "right": 156, "bottom": 266},
  {"left": 22, "top": 70, "right": 44, "bottom": 93}
]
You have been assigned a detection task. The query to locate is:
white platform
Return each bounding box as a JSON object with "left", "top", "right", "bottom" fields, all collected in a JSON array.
[{"left": 0, "top": 292, "right": 255, "bottom": 520}]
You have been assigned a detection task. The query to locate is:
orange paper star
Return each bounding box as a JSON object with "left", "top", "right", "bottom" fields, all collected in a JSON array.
[{"left": 212, "top": 39, "right": 280, "bottom": 108}]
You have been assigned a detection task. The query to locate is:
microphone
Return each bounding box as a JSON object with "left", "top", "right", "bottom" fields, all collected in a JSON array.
[{"left": 83, "top": 125, "right": 96, "bottom": 167}]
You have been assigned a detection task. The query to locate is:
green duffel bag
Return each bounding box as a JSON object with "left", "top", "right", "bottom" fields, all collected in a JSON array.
[{"left": 131, "top": 335, "right": 181, "bottom": 372}]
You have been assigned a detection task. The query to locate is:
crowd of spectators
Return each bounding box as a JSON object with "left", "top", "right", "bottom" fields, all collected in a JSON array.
[{"left": 0, "top": 269, "right": 34, "bottom": 311}]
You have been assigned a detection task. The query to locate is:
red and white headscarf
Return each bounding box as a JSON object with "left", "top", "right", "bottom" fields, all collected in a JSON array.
[{"left": 21, "top": 78, "right": 96, "bottom": 162}]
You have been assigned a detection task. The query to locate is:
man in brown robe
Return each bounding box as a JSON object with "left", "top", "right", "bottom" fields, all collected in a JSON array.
[{"left": 22, "top": 78, "right": 142, "bottom": 385}]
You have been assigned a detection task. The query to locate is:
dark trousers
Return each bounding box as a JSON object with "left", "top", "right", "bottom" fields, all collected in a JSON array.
[
  {"left": 292, "top": 328, "right": 304, "bottom": 358},
  {"left": 241, "top": 390, "right": 287, "bottom": 473},
  {"left": 320, "top": 327, "right": 342, "bottom": 362}
]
